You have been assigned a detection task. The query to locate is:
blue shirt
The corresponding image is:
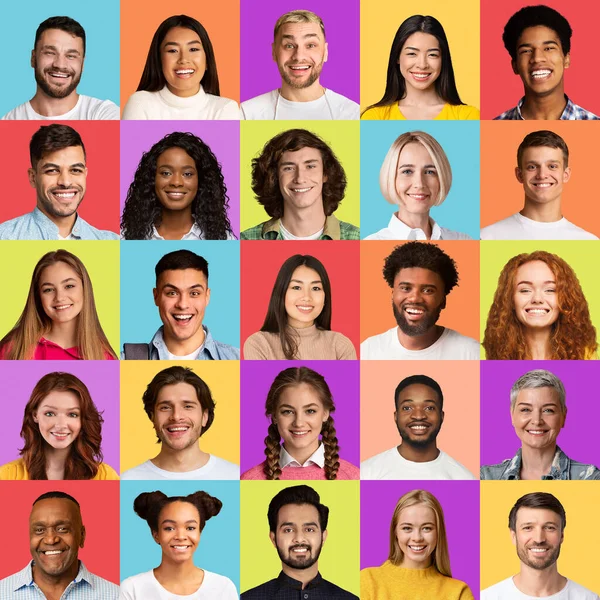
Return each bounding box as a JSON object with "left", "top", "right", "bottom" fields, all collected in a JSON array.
[
  {"left": 494, "top": 95, "right": 600, "bottom": 120},
  {"left": 0, "top": 560, "right": 119, "bottom": 599},
  {"left": 0, "top": 208, "right": 119, "bottom": 240}
]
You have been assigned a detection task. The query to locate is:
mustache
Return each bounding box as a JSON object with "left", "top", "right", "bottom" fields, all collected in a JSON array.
[{"left": 44, "top": 67, "right": 75, "bottom": 76}]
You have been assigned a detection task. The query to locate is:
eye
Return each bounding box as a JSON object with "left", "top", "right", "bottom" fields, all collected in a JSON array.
[
  {"left": 159, "top": 405, "right": 171, "bottom": 411},
  {"left": 520, "top": 407, "right": 531, "bottom": 413},
  {"left": 423, "top": 526, "right": 433, "bottom": 532},
  {"left": 42, "top": 287, "right": 54, "bottom": 294},
  {"left": 280, "top": 409, "right": 293, "bottom": 415},
  {"left": 285, "top": 44, "right": 295, "bottom": 49},
  {"left": 405, "top": 51, "right": 416, "bottom": 56},
  {"left": 166, "top": 290, "right": 177, "bottom": 296},
  {"left": 187, "top": 525, "right": 197, "bottom": 530},
  {"left": 307, "top": 43, "right": 317, "bottom": 49},
  {"left": 34, "top": 528, "right": 45, "bottom": 534},
  {"left": 401, "top": 526, "right": 412, "bottom": 531},
  {"left": 306, "top": 408, "right": 317, "bottom": 414},
  {"left": 65, "top": 284, "right": 76, "bottom": 289},
  {"left": 69, "top": 413, "right": 80, "bottom": 418},
  {"left": 399, "top": 168, "right": 414, "bottom": 175},
  {"left": 543, "top": 408, "right": 555, "bottom": 414},
  {"left": 159, "top": 170, "right": 172, "bottom": 177},
  {"left": 422, "top": 287, "right": 435, "bottom": 294},
  {"left": 189, "top": 47, "right": 202, "bottom": 52},
  {"left": 545, "top": 288, "right": 556, "bottom": 293},
  {"left": 183, "top": 171, "right": 196, "bottom": 178},
  {"left": 401, "top": 406, "right": 412, "bottom": 411},
  {"left": 424, "top": 169, "right": 437, "bottom": 176},
  {"left": 311, "top": 285, "right": 322, "bottom": 292},
  {"left": 190, "top": 290, "right": 201, "bottom": 297},
  {"left": 399, "top": 285, "right": 411, "bottom": 292},
  {"left": 306, "top": 526, "right": 316, "bottom": 532},
  {"left": 424, "top": 406, "right": 436, "bottom": 411},
  {"left": 44, "top": 411, "right": 56, "bottom": 417}
]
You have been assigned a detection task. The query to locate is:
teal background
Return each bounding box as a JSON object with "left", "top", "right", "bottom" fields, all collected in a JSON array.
[{"left": 360, "top": 121, "right": 480, "bottom": 240}]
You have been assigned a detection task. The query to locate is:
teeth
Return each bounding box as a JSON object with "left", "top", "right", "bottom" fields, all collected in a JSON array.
[
  {"left": 528, "top": 430, "right": 546, "bottom": 435},
  {"left": 167, "top": 427, "right": 188, "bottom": 432},
  {"left": 54, "top": 305, "right": 72, "bottom": 310},
  {"left": 296, "top": 306, "right": 313, "bottom": 312},
  {"left": 530, "top": 548, "right": 548, "bottom": 553},
  {"left": 290, "top": 65, "right": 310, "bottom": 70},
  {"left": 409, "top": 545, "right": 425, "bottom": 551},
  {"left": 291, "top": 431, "right": 309, "bottom": 436},
  {"left": 405, "top": 308, "right": 424, "bottom": 314},
  {"left": 534, "top": 183, "right": 552, "bottom": 187},
  {"left": 410, "top": 425, "right": 427, "bottom": 430},
  {"left": 408, "top": 194, "right": 428, "bottom": 199},
  {"left": 50, "top": 72, "right": 69, "bottom": 78},
  {"left": 173, "top": 315, "right": 192, "bottom": 321},
  {"left": 411, "top": 73, "right": 430, "bottom": 79},
  {"left": 527, "top": 309, "right": 548, "bottom": 315},
  {"left": 175, "top": 69, "right": 194, "bottom": 74},
  {"left": 54, "top": 192, "right": 76, "bottom": 198},
  {"left": 292, "top": 547, "right": 309, "bottom": 552},
  {"left": 43, "top": 550, "right": 63, "bottom": 555},
  {"left": 292, "top": 188, "right": 311, "bottom": 193},
  {"left": 532, "top": 70, "right": 551, "bottom": 78},
  {"left": 172, "top": 545, "right": 190, "bottom": 549}
]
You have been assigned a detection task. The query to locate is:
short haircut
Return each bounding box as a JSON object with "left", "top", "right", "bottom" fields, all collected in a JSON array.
[
  {"left": 34, "top": 16, "right": 86, "bottom": 56},
  {"left": 517, "top": 130, "right": 569, "bottom": 168},
  {"left": 508, "top": 492, "right": 566, "bottom": 532},
  {"left": 502, "top": 5, "right": 572, "bottom": 61},
  {"left": 267, "top": 484, "right": 329, "bottom": 533},
  {"left": 394, "top": 374, "right": 444, "bottom": 411},
  {"left": 383, "top": 242, "right": 459, "bottom": 294},
  {"left": 509, "top": 369, "right": 566, "bottom": 413},
  {"left": 380, "top": 131, "right": 452, "bottom": 207},
  {"left": 33, "top": 491, "right": 80, "bottom": 508},
  {"left": 30, "top": 124, "right": 86, "bottom": 169},
  {"left": 155, "top": 250, "right": 209, "bottom": 283},
  {"left": 274, "top": 10, "right": 325, "bottom": 39}
]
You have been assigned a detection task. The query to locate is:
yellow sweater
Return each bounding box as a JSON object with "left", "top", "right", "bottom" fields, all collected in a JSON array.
[
  {"left": 0, "top": 458, "right": 120, "bottom": 480},
  {"left": 361, "top": 103, "right": 480, "bottom": 120},
  {"left": 360, "top": 561, "right": 475, "bottom": 600}
]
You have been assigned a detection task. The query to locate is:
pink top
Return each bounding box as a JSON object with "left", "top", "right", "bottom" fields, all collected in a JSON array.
[
  {"left": 0, "top": 338, "right": 116, "bottom": 360},
  {"left": 241, "top": 459, "right": 359, "bottom": 480}
]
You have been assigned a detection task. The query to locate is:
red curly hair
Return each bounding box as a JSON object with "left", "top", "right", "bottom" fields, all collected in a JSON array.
[{"left": 483, "top": 251, "right": 597, "bottom": 360}]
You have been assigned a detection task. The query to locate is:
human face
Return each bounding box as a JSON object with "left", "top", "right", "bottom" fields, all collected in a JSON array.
[
  {"left": 284, "top": 265, "right": 326, "bottom": 329},
  {"left": 153, "top": 501, "right": 201, "bottom": 563},
  {"left": 161, "top": 27, "right": 206, "bottom": 97},
  {"left": 38, "top": 262, "right": 84, "bottom": 326},
  {"left": 152, "top": 382, "right": 208, "bottom": 452},
  {"left": 512, "top": 507, "right": 563, "bottom": 570},
  {"left": 32, "top": 29, "right": 84, "bottom": 99},
  {"left": 395, "top": 504, "right": 438, "bottom": 569},
  {"left": 516, "top": 146, "right": 570, "bottom": 206},
  {"left": 270, "top": 503, "right": 327, "bottom": 570},
  {"left": 33, "top": 391, "right": 82, "bottom": 451},
  {"left": 398, "top": 32, "right": 442, "bottom": 92},
  {"left": 392, "top": 268, "right": 446, "bottom": 336},
  {"left": 29, "top": 146, "right": 87, "bottom": 220},
  {"left": 153, "top": 269, "right": 210, "bottom": 346},
  {"left": 395, "top": 383, "right": 444, "bottom": 449},
  {"left": 155, "top": 147, "right": 198, "bottom": 213},
  {"left": 513, "top": 261, "right": 559, "bottom": 330},
  {"left": 29, "top": 498, "right": 85, "bottom": 578},
  {"left": 512, "top": 26, "right": 570, "bottom": 97},
  {"left": 273, "top": 22, "right": 328, "bottom": 89}
]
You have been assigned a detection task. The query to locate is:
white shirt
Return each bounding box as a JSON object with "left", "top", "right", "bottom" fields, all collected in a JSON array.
[
  {"left": 122, "top": 86, "right": 239, "bottom": 120},
  {"left": 360, "top": 447, "right": 476, "bottom": 480},
  {"left": 279, "top": 221, "right": 324, "bottom": 240},
  {"left": 361, "top": 326, "right": 480, "bottom": 360},
  {"left": 119, "top": 569, "right": 238, "bottom": 600},
  {"left": 480, "top": 212, "right": 599, "bottom": 240},
  {"left": 2, "top": 95, "right": 119, "bottom": 120},
  {"left": 280, "top": 443, "right": 325, "bottom": 468},
  {"left": 364, "top": 214, "right": 472, "bottom": 240},
  {"left": 482, "top": 577, "right": 599, "bottom": 600},
  {"left": 240, "top": 88, "right": 359, "bottom": 120},
  {"left": 121, "top": 456, "right": 239, "bottom": 480}
]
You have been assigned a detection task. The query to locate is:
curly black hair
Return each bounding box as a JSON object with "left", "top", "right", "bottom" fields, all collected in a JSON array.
[
  {"left": 121, "top": 131, "right": 234, "bottom": 240},
  {"left": 383, "top": 242, "right": 459, "bottom": 294}
]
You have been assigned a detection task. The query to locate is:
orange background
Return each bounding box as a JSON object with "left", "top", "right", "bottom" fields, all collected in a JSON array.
[
  {"left": 480, "top": 121, "right": 600, "bottom": 236},
  {"left": 119, "top": 0, "right": 240, "bottom": 109},
  {"left": 360, "top": 240, "right": 480, "bottom": 342}
]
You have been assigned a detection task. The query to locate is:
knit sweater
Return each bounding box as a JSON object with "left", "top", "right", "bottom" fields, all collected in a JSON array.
[
  {"left": 241, "top": 458, "right": 359, "bottom": 480},
  {"left": 0, "top": 458, "right": 119, "bottom": 480},
  {"left": 243, "top": 325, "right": 357, "bottom": 360},
  {"left": 360, "top": 561, "right": 475, "bottom": 600}
]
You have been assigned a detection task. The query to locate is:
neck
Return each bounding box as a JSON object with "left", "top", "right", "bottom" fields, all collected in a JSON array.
[
  {"left": 521, "top": 87, "right": 567, "bottom": 120},
  {"left": 524, "top": 328, "right": 551, "bottom": 359},
  {"left": 397, "top": 325, "right": 444, "bottom": 351},
  {"left": 514, "top": 564, "right": 565, "bottom": 596},
  {"left": 37, "top": 203, "right": 77, "bottom": 237},
  {"left": 283, "top": 440, "right": 320, "bottom": 465},
  {"left": 33, "top": 559, "right": 80, "bottom": 596},
  {"left": 395, "top": 210, "right": 432, "bottom": 237},
  {"left": 163, "top": 326, "right": 205, "bottom": 356},
  {"left": 155, "top": 559, "right": 198, "bottom": 579},
  {"left": 400, "top": 85, "right": 442, "bottom": 106},
  {"left": 520, "top": 199, "right": 562, "bottom": 222},
  {"left": 44, "top": 445, "right": 71, "bottom": 480},
  {"left": 166, "top": 83, "right": 200, "bottom": 98},
  {"left": 152, "top": 443, "right": 209, "bottom": 472},
  {"left": 156, "top": 208, "right": 194, "bottom": 240},
  {"left": 280, "top": 80, "right": 325, "bottom": 102},
  {"left": 282, "top": 562, "right": 319, "bottom": 589},
  {"left": 519, "top": 444, "right": 557, "bottom": 479},
  {"left": 397, "top": 442, "right": 440, "bottom": 463},
  {"left": 46, "top": 320, "right": 78, "bottom": 349},
  {"left": 281, "top": 203, "right": 326, "bottom": 237},
  {"left": 30, "top": 89, "right": 79, "bottom": 117}
]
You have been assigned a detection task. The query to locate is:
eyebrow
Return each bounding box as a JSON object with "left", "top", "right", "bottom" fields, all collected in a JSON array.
[
  {"left": 398, "top": 163, "right": 436, "bottom": 169},
  {"left": 399, "top": 398, "right": 437, "bottom": 405},
  {"left": 281, "top": 33, "right": 320, "bottom": 40},
  {"left": 519, "top": 520, "right": 558, "bottom": 527},
  {"left": 517, "top": 40, "right": 558, "bottom": 49},
  {"left": 31, "top": 519, "right": 72, "bottom": 527},
  {"left": 38, "top": 404, "right": 80, "bottom": 411},
  {"left": 161, "top": 519, "right": 199, "bottom": 525},
  {"left": 278, "top": 402, "right": 320, "bottom": 409},
  {"left": 40, "top": 277, "right": 78, "bottom": 287},
  {"left": 516, "top": 401, "right": 559, "bottom": 407},
  {"left": 157, "top": 163, "right": 197, "bottom": 169},
  {"left": 280, "top": 521, "right": 319, "bottom": 528},
  {"left": 397, "top": 281, "right": 437, "bottom": 288},
  {"left": 162, "top": 283, "right": 205, "bottom": 291},
  {"left": 40, "top": 162, "right": 86, "bottom": 170},
  {"left": 290, "top": 278, "right": 322, "bottom": 284},
  {"left": 516, "top": 280, "right": 556, "bottom": 286},
  {"left": 399, "top": 521, "right": 435, "bottom": 526},
  {"left": 403, "top": 46, "right": 440, "bottom": 52},
  {"left": 40, "top": 44, "right": 81, "bottom": 55},
  {"left": 163, "top": 40, "right": 202, "bottom": 47},
  {"left": 280, "top": 159, "right": 320, "bottom": 167},
  {"left": 156, "top": 399, "right": 200, "bottom": 406}
]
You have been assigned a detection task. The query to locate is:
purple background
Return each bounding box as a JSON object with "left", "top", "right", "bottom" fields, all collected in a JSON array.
[
  {"left": 0, "top": 361, "right": 120, "bottom": 473},
  {"left": 240, "top": 0, "right": 360, "bottom": 103},
  {"left": 240, "top": 360, "right": 360, "bottom": 473},
  {"left": 361, "top": 480, "right": 480, "bottom": 599},
  {"left": 481, "top": 361, "right": 600, "bottom": 467},
  {"left": 119, "top": 121, "right": 240, "bottom": 236}
]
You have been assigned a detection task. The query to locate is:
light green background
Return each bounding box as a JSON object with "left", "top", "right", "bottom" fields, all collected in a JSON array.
[
  {"left": 240, "top": 121, "right": 360, "bottom": 231},
  {"left": 240, "top": 481, "right": 360, "bottom": 595}
]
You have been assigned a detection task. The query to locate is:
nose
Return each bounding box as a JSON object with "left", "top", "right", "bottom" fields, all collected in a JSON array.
[
  {"left": 174, "top": 293, "right": 189, "bottom": 310},
  {"left": 531, "top": 408, "right": 544, "bottom": 424},
  {"left": 411, "top": 406, "right": 427, "bottom": 420},
  {"left": 292, "top": 45, "right": 306, "bottom": 62},
  {"left": 416, "top": 54, "right": 429, "bottom": 69},
  {"left": 293, "top": 167, "right": 306, "bottom": 184},
  {"left": 43, "top": 529, "right": 60, "bottom": 545},
  {"left": 52, "top": 52, "right": 68, "bottom": 70},
  {"left": 171, "top": 405, "right": 184, "bottom": 421},
  {"left": 56, "top": 168, "right": 72, "bottom": 188},
  {"left": 411, "top": 170, "right": 425, "bottom": 189},
  {"left": 406, "top": 287, "right": 424, "bottom": 304},
  {"left": 531, "top": 288, "right": 544, "bottom": 304},
  {"left": 530, "top": 47, "right": 546, "bottom": 63},
  {"left": 170, "top": 171, "right": 184, "bottom": 187}
]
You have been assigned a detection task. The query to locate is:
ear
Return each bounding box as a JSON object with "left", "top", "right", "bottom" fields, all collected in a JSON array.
[
  {"left": 152, "top": 530, "right": 160, "bottom": 544},
  {"left": 28, "top": 168, "right": 37, "bottom": 189},
  {"left": 80, "top": 525, "right": 86, "bottom": 548},
  {"left": 271, "top": 42, "right": 276, "bottom": 62},
  {"left": 510, "top": 528, "right": 517, "bottom": 546},
  {"left": 322, "top": 409, "right": 330, "bottom": 423},
  {"left": 440, "top": 410, "right": 445, "bottom": 426},
  {"left": 205, "top": 287, "right": 211, "bottom": 307},
  {"left": 31, "top": 50, "right": 36, "bottom": 69},
  {"left": 564, "top": 53, "right": 570, "bottom": 69},
  {"left": 515, "top": 167, "right": 524, "bottom": 184},
  {"left": 153, "top": 287, "right": 159, "bottom": 306},
  {"left": 324, "top": 42, "right": 328, "bottom": 63},
  {"left": 322, "top": 529, "right": 328, "bottom": 544},
  {"left": 269, "top": 531, "right": 277, "bottom": 548},
  {"left": 562, "top": 167, "right": 571, "bottom": 184},
  {"left": 561, "top": 406, "right": 567, "bottom": 429},
  {"left": 202, "top": 409, "right": 209, "bottom": 428},
  {"left": 511, "top": 59, "right": 519, "bottom": 75},
  {"left": 441, "top": 296, "right": 447, "bottom": 310}
]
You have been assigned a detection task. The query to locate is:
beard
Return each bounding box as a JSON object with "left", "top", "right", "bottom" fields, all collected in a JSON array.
[
  {"left": 393, "top": 300, "right": 443, "bottom": 337},
  {"left": 397, "top": 420, "right": 442, "bottom": 449},
  {"left": 38, "top": 187, "right": 84, "bottom": 218},
  {"left": 34, "top": 61, "right": 81, "bottom": 99},
  {"left": 277, "top": 539, "right": 323, "bottom": 570},
  {"left": 517, "top": 542, "right": 561, "bottom": 571},
  {"left": 278, "top": 59, "right": 324, "bottom": 89}
]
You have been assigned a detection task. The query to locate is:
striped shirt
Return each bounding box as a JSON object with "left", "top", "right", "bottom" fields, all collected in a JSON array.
[{"left": 494, "top": 95, "right": 599, "bottom": 120}]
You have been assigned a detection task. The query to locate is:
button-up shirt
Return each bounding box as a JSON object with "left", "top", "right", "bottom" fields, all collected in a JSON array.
[
  {"left": 494, "top": 96, "right": 600, "bottom": 120},
  {"left": 364, "top": 214, "right": 472, "bottom": 240},
  {"left": 241, "top": 215, "right": 360, "bottom": 240}
]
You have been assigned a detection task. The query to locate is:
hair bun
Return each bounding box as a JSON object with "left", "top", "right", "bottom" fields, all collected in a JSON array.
[
  {"left": 133, "top": 491, "right": 167, "bottom": 520},
  {"left": 189, "top": 491, "right": 223, "bottom": 521}
]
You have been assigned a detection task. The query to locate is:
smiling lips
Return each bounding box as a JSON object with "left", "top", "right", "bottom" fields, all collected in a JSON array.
[
  {"left": 403, "top": 305, "right": 426, "bottom": 320},
  {"left": 51, "top": 188, "right": 79, "bottom": 203},
  {"left": 531, "top": 69, "right": 552, "bottom": 80},
  {"left": 408, "top": 544, "right": 427, "bottom": 553},
  {"left": 525, "top": 308, "right": 550, "bottom": 316},
  {"left": 172, "top": 314, "right": 193, "bottom": 324},
  {"left": 174, "top": 68, "right": 195, "bottom": 79},
  {"left": 288, "top": 63, "right": 312, "bottom": 74},
  {"left": 409, "top": 71, "right": 432, "bottom": 81}
]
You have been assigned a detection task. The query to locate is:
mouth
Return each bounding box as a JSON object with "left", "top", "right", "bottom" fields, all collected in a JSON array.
[
  {"left": 40, "top": 549, "right": 65, "bottom": 556},
  {"left": 526, "top": 429, "right": 548, "bottom": 436},
  {"left": 53, "top": 303, "right": 73, "bottom": 312},
  {"left": 406, "top": 193, "right": 430, "bottom": 201},
  {"left": 532, "top": 181, "right": 554, "bottom": 188},
  {"left": 171, "top": 545, "right": 192, "bottom": 551},
  {"left": 408, "top": 544, "right": 427, "bottom": 553},
  {"left": 164, "top": 191, "right": 187, "bottom": 199},
  {"left": 165, "top": 425, "right": 190, "bottom": 438},
  {"left": 408, "top": 71, "right": 432, "bottom": 81},
  {"left": 295, "top": 305, "right": 314, "bottom": 314},
  {"left": 290, "top": 429, "right": 311, "bottom": 438},
  {"left": 287, "top": 63, "right": 312, "bottom": 74},
  {"left": 50, "top": 431, "right": 70, "bottom": 441},
  {"left": 528, "top": 546, "right": 550, "bottom": 554},
  {"left": 289, "top": 186, "right": 314, "bottom": 194},
  {"left": 408, "top": 423, "right": 430, "bottom": 434},
  {"left": 174, "top": 68, "right": 195, "bottom": 79},
  {"left": 402, "top": 305, "right": 426, "bottom": 320},
  {"left": 525, "top": 308, "right": 550, "bottom": 316},
  {"left": 172, "top": 314, "right": 194, "bottom": 325},
  {"left": 290, "top": 545, "right": 311, "bottom": 554},
  {"left": 531, "top": 69, "right": 552, "bottom": 81},
  {"left": 51, "top": 189, "right": 79, "bottom": 204},
  {"left": 45, "top": 70, "right": 72, "bottom": 82}
]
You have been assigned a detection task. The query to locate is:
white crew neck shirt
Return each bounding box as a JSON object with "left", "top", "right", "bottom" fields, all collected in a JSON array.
[
  {"left": 279, "top": 221, "right": 324, "bottom": 240},
  {"left": 121, "top": 456, "right": 239, "bottom": 480},
  {"left": 2, "top": 95, "right": 119, "bottom": 120},
  {"left": 481, "top": 576, "right": 599, "bottom": 600}
]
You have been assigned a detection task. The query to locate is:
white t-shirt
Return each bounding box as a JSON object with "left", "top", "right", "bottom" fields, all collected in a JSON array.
[
  {"left": 2, "top": 95, "right": 119, "bottom": 120},
  {"left": 122, "top": 86, "right": 239, "bottom": 120},
  {"left": 364, "top": 214, "right": 472, "bottom": 240},
  {"left": 119, "top": 569, "right": 238, "bottom": 600},
  {"left": 121, "top": 456, "right": 239, "bottom": 480},
  {"left": 240, "top": 88, "right": 359, "bottom": 120},
  {"left": 279, "top": 221, "right": 324, "bottom": 240},
  {"left": 361, "top": 447, "right": 476, "bottom": 480},
  {"left": 361, "top": 327, "right": 480, "bottom": 360},
  {"left": 482, "top": 576, "right": 599, "bottom": 600},
  {"left": 480, "top": 213, "right": 599, "bottom": 240}
]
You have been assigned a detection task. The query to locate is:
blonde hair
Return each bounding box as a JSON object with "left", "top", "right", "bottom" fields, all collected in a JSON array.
[
  {"left": 379, "top": 131, "right": 452, "bottom": 207},
  {"left": 274, "top": 10, "right": 326, "bottom": 39}
]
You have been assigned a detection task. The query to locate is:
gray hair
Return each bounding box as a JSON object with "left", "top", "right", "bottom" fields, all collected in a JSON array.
[{"left": 509, "top": 369, "right": 566, "bottom": 413}]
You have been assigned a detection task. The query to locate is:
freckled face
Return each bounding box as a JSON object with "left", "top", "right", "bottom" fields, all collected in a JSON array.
[{"left": 513, "top": 261, "right": 559, "bottom": 331}]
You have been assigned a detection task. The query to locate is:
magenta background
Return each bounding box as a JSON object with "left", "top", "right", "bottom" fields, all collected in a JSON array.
[
  {"left": 239, "top": 360, "right": 360, "bottom": 473},
  {"left": 119, "top": 121, "right": 240, "bottom": 236},
  {"left": 361, "top": 480, "right": 480, "bottom": 599},
  {"left": 240, "top": 0, "right": 360, "bottom": 104},
  {"left": 0, "top": 361, "right": 120, "bottom": 473}
]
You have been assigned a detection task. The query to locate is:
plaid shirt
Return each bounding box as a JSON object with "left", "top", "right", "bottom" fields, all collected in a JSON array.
[
  {"left": 494, "top": 96, "right": 599, "bottom": 120},
  {"left": 241, "top": 215, "right": 360, "bottom": 240}
]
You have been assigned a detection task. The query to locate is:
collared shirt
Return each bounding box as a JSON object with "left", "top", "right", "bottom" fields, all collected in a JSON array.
[
  {"left": 0, "top": 560, "right": 119, "bottom": 599},
  {"left": 148, "top": 223, "right": 237, "bottom": 241},
  {"left": 0, "top": 208, "right": 119, "bottom": 240},
  {"left": 241, "top": 571, "right": 358, "bottom": 600},
  {"left": 241, "top": 215, "right": 360, "bottom": 240},
  {"left": 280, "top": 443, "right": 325, "bottom": 469},
  {"left": 494, "top": 95, "right": 600, "bottom": 120},
  {"left": 480, "top": 446, "right": 600, "bottom": 480},
  {"left": 364, "top": 214, "right": 472, "bottom": 240}
]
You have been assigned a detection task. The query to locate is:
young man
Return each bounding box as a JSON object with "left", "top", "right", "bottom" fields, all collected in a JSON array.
[
  {"left": 241, "top": 129, "right": 359, "bottom": 240},
  {"left": 121, "top": 366, "right": 239, "bottom": 480},
  {"left": 481, "top": 131, "right": 598, "bottom": 240},
  {"left": 482, "top": 492, "right": 598, "bottom": 599},
  {"left": 495, "top": 6, "right": 598, "bottom": 120},
  {"left": 241, "top": 485, "right": 358, "bottom": 599},
  {"left": 361, "top": 375, "right": 475, "bottom": 480},
  {"left": 0, "top": 124, "right": 118, "bottom": 240},
  {"left": 2, "top": 16, "right": 118, "bottom": 120},
  {"left": 0, "top": 491, "right": 119, "bottom": 599},
  {"left": 122, "top": 250, "right": 239, "bottom": 360},
  {"left": 361, "top": 242, "right": 480, "bottom": 360},
  {"left": 241, "top": 10, "right": 359, "bottom": 120}
]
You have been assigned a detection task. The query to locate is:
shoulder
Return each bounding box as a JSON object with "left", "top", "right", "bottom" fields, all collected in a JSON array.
[
  {"left": 481, "top": 577, "right": 513, "bottom": 599},
  {"left": 564, "top": 579, "right": 600, "bottom": 598},
  {"left": 243, "top": 331, "right": 274, "bottom": 359},
  {"left": 361, "top": 448, "right": 397, "bottom": 471},
  {"left": 439, "top": 226, "right": 473, "bottom": 240},
  {"left": 338, "top": 220, "right": 361, "bottom": 240},
  {"left": 325, "top": 89, "right": 360, "bottom": 119},
  {"left": 77, "top": 217, "right": 119, "bottom": 240},
  {"left": 205, "top": 93, "right": 240, "bottom": 119},
  {"left": 448, "top": 104, "right": 480, "bottom": 120},
  {"left": 336, "top": 458, "right": 360, "bottom": 479},
  {"left": 210, "top": 338, "right": 241, "bottom": 360},
  {"left": 120, "top": 570, "right": 153, "bottom": 592},
  {"left": 561, "top": 219, "right": 600, "bottom": 240},
  {"left": 240, "top": 222, "right": 268, "bottom": 240},
  {"left": 120, "top": 461, "right": 153, "bottom": 480},
  {"left": 241, "top": 462, "right": 267, "bottom": 480},
  {"left": 0, "top": 458, "right": 27, "bottom": 480},
  {"left": 242, "top": 578, "right": 278, "bottom": 598},
  {"left": 361, "top": 328, "right": 396, "bottom": 358},
  {"left": 122, "top": 91, "right": 159, "bottom": 119},
  {"left": 361, "top": 104, "right": 396, "bottom": 120},
  {"left": 438, "top": 452, "right": 476, "bottom": 479},
  {"left": 1, "top": 102, "right": 30, "bottom": 120},
  {"left": 480, "top": 459, "right": 511, "bottom": 480},
  {"left": 202, "top": 569, "right": 238, "bottom": 592},
  {"left": 480, "top": 215, "right": 518, "bottom": 240},
  {"left": 319, "top": 577, "right": 359, "bottom": 598},
  {"left": 209, "top": 455, "right": 240, "bottom": 479},
  {"left": 570, "top": 461, "right": 600, "bottom": 480},
  {"left": 95, "top": 462, "right": 120, "bottom": 480},
  {"left": 441, "top": 329, "right": 480, "bottom": 357},
  {"left": 80, "top": 95, "right": 119, "bottom": 120},
  {"left": 240, "top": 90, "right": 278, "bottom": 119},
  {"left": 84, "top": 568, "right": 120, "bottom": 594},
  {"left": 326, "top": 330, "right": 357, "bottom": 359},
  {"left": 0, "top": 213, "right": 31, "bottom": 238}
]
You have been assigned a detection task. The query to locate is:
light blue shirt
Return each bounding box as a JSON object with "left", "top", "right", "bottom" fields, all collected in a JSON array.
[
  {"left": 0, "top": 207, "right": 119, "bottom": 240},
  {"left": 0, "top": 560, "right": 119, "bottom": 599}
]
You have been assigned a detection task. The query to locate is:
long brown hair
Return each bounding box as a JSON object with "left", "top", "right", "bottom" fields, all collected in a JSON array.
[
  {"left": 20, "top": 372, "right": 104, "bottom": 480},
  {"left": 0, "top": 249, "right": 116, "bottom": 360}
]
